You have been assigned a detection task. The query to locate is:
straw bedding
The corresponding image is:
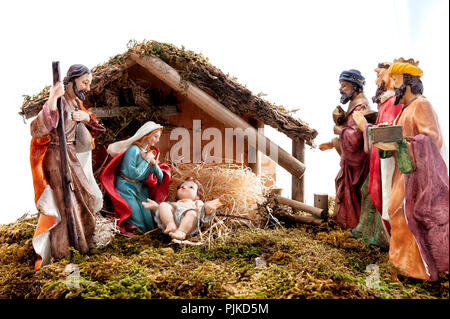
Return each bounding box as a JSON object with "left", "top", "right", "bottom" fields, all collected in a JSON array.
[{"left": 96, "top": 162, "right": 274, "bottom": 245}]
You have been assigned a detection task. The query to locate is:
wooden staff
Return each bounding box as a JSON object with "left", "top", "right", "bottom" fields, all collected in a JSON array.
[{"left": 53, "top": 61, "right": 79, "bottom": 250}]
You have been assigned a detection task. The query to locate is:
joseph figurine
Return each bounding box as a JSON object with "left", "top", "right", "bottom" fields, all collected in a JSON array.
[{"left": 30, "top": 64, "right": 105, "bottom": 270}]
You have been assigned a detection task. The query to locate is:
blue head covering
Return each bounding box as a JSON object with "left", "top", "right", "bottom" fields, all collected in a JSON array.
[{"left": 339, "top": 69, "right": 365, "bottom": 88}]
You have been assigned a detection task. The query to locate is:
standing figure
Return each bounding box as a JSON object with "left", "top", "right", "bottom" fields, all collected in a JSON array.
[
  {"left": 100, "top": 121, "right": 171, "bottom": 235},
  {"left": 319, "top": 69, "right": 371, "bottom": 230},
  {"left": 142, "top": 177, "right": 223, "bottom": 240},
  {"left": 350, "top": 62, "right": 403, "bottom": 249},
  {"left": 31, "top": 64, "right": 105, "bottom": 270},
  {"left": 374, "top": 58, "right": 448, "bottom": 281}
]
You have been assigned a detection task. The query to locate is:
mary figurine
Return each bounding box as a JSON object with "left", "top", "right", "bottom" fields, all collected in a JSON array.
[{"left": 101, "top": 121, "right": 171, "bottom": 235}]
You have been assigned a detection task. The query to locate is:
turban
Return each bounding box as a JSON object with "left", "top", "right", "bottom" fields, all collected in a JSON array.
[
  {"left": 339, "top": 69, "right": 366, "bottom": 87},
  {"left": 388, "top": 62, "right": 423, "bottom": 77}
]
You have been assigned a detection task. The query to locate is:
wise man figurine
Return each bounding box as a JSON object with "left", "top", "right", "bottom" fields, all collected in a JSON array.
[
  {"left": 319, "top": 69, "right": 371, "bottom": 230},
  {"left": 374, "top": 58, "right": 448, "bottom": 281},
  {"left": 350, "top": 62, "right": 403, "bottom": 249}
]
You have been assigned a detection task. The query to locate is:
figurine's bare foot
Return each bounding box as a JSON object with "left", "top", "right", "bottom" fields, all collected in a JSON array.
[
  {"left": 170, "top": 230, "right": 187, "bottom": 240},
  {"left": 163, "top": 222, "right": 177, "bottom": 234}
]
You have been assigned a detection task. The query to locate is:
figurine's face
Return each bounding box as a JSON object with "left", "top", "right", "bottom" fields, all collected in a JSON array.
[
  {"left": 375, "top": 68, "right": 392, "bottom": 90},
  {"left": 339, "top": 80, "right": 352, "bottom": 94},
  {"left": 146, "top": 130, "right": 161, "bottom": 146},
  {"left": 73, "top": 73, "right": 92, "bottom": 101},
  {"left": 176, "top": 180, "right": 199, "bottom": 200},
  {"left": 392, "top": 74, "right": 406, "bottom": 105},
  {"left": 391, "top": 73, "right": 404, "bottom": 89},
  {"left": 339, "top": 80, "right": 355, "bottom": 104}
]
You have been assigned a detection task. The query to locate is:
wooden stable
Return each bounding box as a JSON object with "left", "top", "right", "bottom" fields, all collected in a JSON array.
[{"left": 20, "top": 41, "right": 318, "bottom": 202}]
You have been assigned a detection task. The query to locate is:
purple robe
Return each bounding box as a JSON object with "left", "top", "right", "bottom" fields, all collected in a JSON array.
[
  {"left": 404, "top": 134, "right": 449, "bottom": 281},
  {"left": 334, "top": 93, "right": 371, "bottom": 229}
]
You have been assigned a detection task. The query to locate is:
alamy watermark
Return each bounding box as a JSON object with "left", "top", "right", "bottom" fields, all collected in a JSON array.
[
  {"left": 169, "top": 120, "right": 278, "bottom": 163},
  {"left": 64, "top": 263, "right": 80, "bottom": 289},
  {"left": 365, "top": 264, "right": 380, "bottom": 289}
]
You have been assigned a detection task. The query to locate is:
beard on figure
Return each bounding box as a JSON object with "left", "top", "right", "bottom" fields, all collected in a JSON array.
[
  {"left": 340, "top": 87, "right": 354, "bottom": 104},
  {"left": 394, "top": 84, "right": 406, "bottom": 106},
  {"left": 73, "top": 82, "right": 88, "bottom": 101},
  {"left": 372, "top": 80, "right": 387, "bottom": 105}
]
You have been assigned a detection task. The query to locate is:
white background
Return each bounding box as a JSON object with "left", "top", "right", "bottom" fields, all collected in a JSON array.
[{"left": 0, "top": 0, "right": 448, "bottom": 224}]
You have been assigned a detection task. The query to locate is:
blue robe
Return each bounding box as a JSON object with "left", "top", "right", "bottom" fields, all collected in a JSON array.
[{"left": 115, "top": 145, "right": 163, "bottom": 232}]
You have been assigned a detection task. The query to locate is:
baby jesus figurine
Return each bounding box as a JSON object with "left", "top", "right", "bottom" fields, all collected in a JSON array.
[{"left": 142, "top": 177, "right": 223, "bottom": 240}]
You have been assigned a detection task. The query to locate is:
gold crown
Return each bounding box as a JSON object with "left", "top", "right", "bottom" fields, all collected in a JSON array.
[{"left": 393, "top": 57, "right": 419, "bottom": 66}]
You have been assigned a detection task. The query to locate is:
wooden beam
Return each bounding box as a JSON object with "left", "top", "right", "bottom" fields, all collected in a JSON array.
[
  {"left": 89, "top": 106, "right": 145, "bottom": 118},
  {"left": 272, "top": 209, "right": 323, "bottom": 226},
  {"left": 276, "top": 195, "right": 327, "bottom": 220},
  {"left": 89, "top": 105, "right": 180, "bottom": 118},
  {"left": 292, "top": 139, "right": 305, "bottom": 202},
  {"left": 129, "top": 53, "right": 306, "bottom": 179}
]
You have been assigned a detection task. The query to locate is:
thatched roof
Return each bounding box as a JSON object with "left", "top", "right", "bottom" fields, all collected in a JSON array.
[{"left": 20, "top": 40, "right": 317, "bottom": 145}]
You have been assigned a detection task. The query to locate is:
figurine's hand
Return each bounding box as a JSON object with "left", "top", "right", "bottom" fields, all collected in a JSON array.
[
  {"left": 143, "top": 151, "right": 157, "bottom": 166},
  {"left": 48, "top": 82, "right": 65, "bottom": 111},
  {"left": 72, "top": 110, "right": 90, "bottom": 123},
  {"left": 319, "top": 142, "right": 334, "bottom": 151},
  {"left": 333, "top": 125, "right": 343, "bottom": 135},
  {"left": 142, "top": 198, "right": 159, "bottom": 211},
  {"left": 205, "top": 199, "right": 223, "bottom": 212},
  {"left": 374, "top": 142, "right": 398, "bottom": 151},
  {"left": 352, "top": 111, "right": 368, "bottom": 131}
]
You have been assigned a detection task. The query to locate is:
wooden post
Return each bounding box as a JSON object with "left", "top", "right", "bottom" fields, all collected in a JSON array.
[
  {"left": 128, "top": 53, "right": 306, "bottom": 179},
  {"left": 314, "top": 193, "right": 329, "bottom": 220},
  {"left": 248, "top": 118, "right": 263, "bottom": 176},
  {"left": 292, "top": 139, "right": 305, "bottom": 202}
]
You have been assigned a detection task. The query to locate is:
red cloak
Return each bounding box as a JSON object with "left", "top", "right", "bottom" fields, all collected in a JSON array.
[{"left": 368, "top": 95, "right": 402, "bottom": 214}]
